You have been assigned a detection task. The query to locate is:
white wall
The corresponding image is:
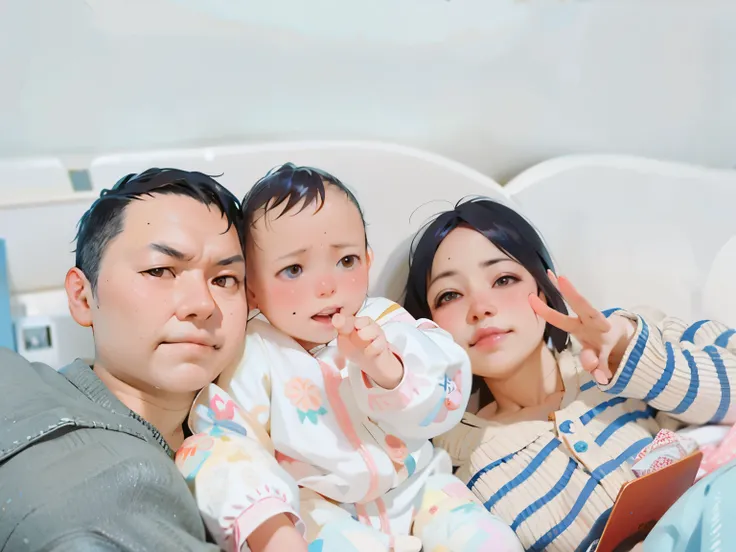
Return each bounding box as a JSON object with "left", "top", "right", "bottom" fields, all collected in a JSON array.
[{"left": 2, "top": 0, "right": 736, "bottom": 195}]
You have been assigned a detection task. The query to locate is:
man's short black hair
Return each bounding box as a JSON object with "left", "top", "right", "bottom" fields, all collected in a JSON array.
[{"left": 74, "top": 168, "right": 244, "bottom": 293}]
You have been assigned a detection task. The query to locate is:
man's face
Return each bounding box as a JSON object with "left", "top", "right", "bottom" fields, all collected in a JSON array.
[{"left": 69, "top": 194, "right": 248, "bottom": 396}]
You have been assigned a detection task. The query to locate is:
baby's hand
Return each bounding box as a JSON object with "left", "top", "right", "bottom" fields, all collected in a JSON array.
[{"left": 332, "top": 312, "right": 404, "bottom": 389}]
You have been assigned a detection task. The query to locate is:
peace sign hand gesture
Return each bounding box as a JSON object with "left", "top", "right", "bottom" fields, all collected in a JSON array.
[{"left": 529, "top": 271, "right": 636, "bottom": 385}]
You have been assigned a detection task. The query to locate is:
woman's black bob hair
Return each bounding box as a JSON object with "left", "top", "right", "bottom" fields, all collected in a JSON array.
[{"left": 404, "top": 196, "right": 570, "bottom": 352}]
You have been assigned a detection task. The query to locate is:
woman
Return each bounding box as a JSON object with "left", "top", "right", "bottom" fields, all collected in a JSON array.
[{"left": 403, "top": 197, "right": 736, "bottom": 552}]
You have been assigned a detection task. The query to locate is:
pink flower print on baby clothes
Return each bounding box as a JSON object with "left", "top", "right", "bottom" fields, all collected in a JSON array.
[
  {"left": 175, "top": 433, "right": 216, "bottom": 482},
  {"left": 285, "top": 377, "right": 328, "bottom": 424},
  {"left": 201, "top": 394, "right": 249, "bottom": 437},
  {"left": 385, "top": 434, "right": 417, "bottom": 477},
  {"left": 443, "top": 372, "right": 463, "bottom": 412}
]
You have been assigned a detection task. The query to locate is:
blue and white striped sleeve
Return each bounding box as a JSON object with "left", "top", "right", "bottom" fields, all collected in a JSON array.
[{"left": 598, "top": 309, "right": 736, "bottom": 425}]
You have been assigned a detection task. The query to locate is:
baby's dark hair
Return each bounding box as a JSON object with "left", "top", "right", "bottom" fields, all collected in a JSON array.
[{"left": 241, "top": 162, "right": 367, "bottom": 246}]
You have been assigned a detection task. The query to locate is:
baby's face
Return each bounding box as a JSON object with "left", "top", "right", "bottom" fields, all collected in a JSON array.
[{"left": 246, "top": 185, "right": 371, "bottom": 350}]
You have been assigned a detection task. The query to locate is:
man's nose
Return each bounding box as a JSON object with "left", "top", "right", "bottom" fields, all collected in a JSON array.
[{"left": 175, "top": 274, "right": 216, "bottom": 321}]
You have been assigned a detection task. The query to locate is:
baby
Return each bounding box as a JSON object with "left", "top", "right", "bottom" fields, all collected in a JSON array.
[{"left": 176, "top": 163, "right": 522, "bottom": 552}]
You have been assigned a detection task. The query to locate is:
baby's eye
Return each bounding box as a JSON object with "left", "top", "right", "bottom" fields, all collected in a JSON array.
[
  {"left": 280, "top": 265, "right": 303, "bottom": 279},
  {"left": 339, "top": 255, "right": 359, "bottom": 269}
]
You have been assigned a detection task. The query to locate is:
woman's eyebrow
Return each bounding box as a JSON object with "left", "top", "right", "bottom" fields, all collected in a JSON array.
[
  {"left": 429, "top": 257, "right": 510, "bottom": 289},
  {"left": 480, "top": 257, "right": 512, "bottom": 269}
]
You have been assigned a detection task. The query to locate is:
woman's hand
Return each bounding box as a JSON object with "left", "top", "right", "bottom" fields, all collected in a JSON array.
[{"left": 529, "top": 271, "right": 636, "bottom": 385}]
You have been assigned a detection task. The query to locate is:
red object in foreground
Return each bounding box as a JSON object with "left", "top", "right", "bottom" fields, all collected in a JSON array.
[{"left": 596, "top": 450, "right": 703, "bottom": 552}]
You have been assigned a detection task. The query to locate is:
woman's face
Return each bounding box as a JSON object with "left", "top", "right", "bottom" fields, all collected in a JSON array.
[{"left": 426, "top": 226, "right": 547, "bottom": 381}]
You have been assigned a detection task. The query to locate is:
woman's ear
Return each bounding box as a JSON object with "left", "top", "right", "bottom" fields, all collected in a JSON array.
[
  {"left": 534, "top": 289, "right": 550, "bottom": 334},
  {"left": 246, "top": 285, "right": 259, "bottom": 311},
  {"left": 65, "top": 267, "right": 94, "bottom": 328},
  {"left": 538, "top": 289, "right": 548, "bottom": 304}
]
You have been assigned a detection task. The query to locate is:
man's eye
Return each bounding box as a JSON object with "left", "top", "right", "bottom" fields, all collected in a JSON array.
[
  {"left": 144, "top": 268, "right": 173, "bottom": 278},
  {"left": 213, "top": 275, "right": 239, "bottom": 288}
]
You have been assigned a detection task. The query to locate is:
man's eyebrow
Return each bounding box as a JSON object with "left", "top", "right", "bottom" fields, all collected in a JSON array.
[
  {"left": 217, "top": 255, "right": 245, "bottom": 266},
  {"left": 149, "top": 243, "right": 191, "bottom": 261},
  {"left": 149, "top": 244, "right": 245, "bottom": 266}
]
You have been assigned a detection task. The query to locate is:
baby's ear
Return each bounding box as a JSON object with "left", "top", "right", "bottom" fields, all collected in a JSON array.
[{"left": 366, "top": 246, "right": 374, "bottom": 269}]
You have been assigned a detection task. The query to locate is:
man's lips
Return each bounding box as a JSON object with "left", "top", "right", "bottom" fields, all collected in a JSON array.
[{"left": 161, "top": 336, "right": 218, "bottom": 349}]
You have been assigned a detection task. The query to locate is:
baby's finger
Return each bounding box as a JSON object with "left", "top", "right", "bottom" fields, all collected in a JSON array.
[
  {"left": 364, "top": 335, "right": 388, "bottom": 358},
  {"left": 332, "top": 312, "right": 355, "bottom": 335},
  {"left": 334, "top": 350, "right": 347, "bottom": 371},
  {"left": 354, "top": 316, "right": 372, "bottom": 330},
  {"left": 356, "top": 320, "right": 382, "bottom": 344}
]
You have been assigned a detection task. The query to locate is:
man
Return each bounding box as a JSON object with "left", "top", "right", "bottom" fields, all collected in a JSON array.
[{"left": 0, "top": 169, "right": 248, "bottom": 550}]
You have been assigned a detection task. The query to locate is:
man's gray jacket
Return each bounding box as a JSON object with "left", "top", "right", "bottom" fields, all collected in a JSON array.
[{"left": 0, "top": 348, "right": 218, "bottom": 551}]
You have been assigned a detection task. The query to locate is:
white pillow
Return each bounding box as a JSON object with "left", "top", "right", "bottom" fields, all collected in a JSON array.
[{"left": 702, "top": 235, "right": 736, "bottom": 327}]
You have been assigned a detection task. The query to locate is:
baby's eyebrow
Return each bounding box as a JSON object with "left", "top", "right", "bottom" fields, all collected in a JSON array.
[{"left": 276, "top": 248, "right": 307, "bottom": 261}]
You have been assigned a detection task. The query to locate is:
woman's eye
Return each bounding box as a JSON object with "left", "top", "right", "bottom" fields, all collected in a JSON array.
[
  {"left": 435, "top": 291, "right": 460, "bottom": 307},
  {"left": 339, "top": 255, "right": 359, "bottom": 269},
  {"left": 280, "top": 265, "right": 303, "bottom": 279},
  {"left": 494, "top": 275, "right": 519, "bottom": 287}
]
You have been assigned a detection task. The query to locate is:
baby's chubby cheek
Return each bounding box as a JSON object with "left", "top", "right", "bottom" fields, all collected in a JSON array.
[{"left": 266, "top": 279, "right": 308, "bottom": 312}]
